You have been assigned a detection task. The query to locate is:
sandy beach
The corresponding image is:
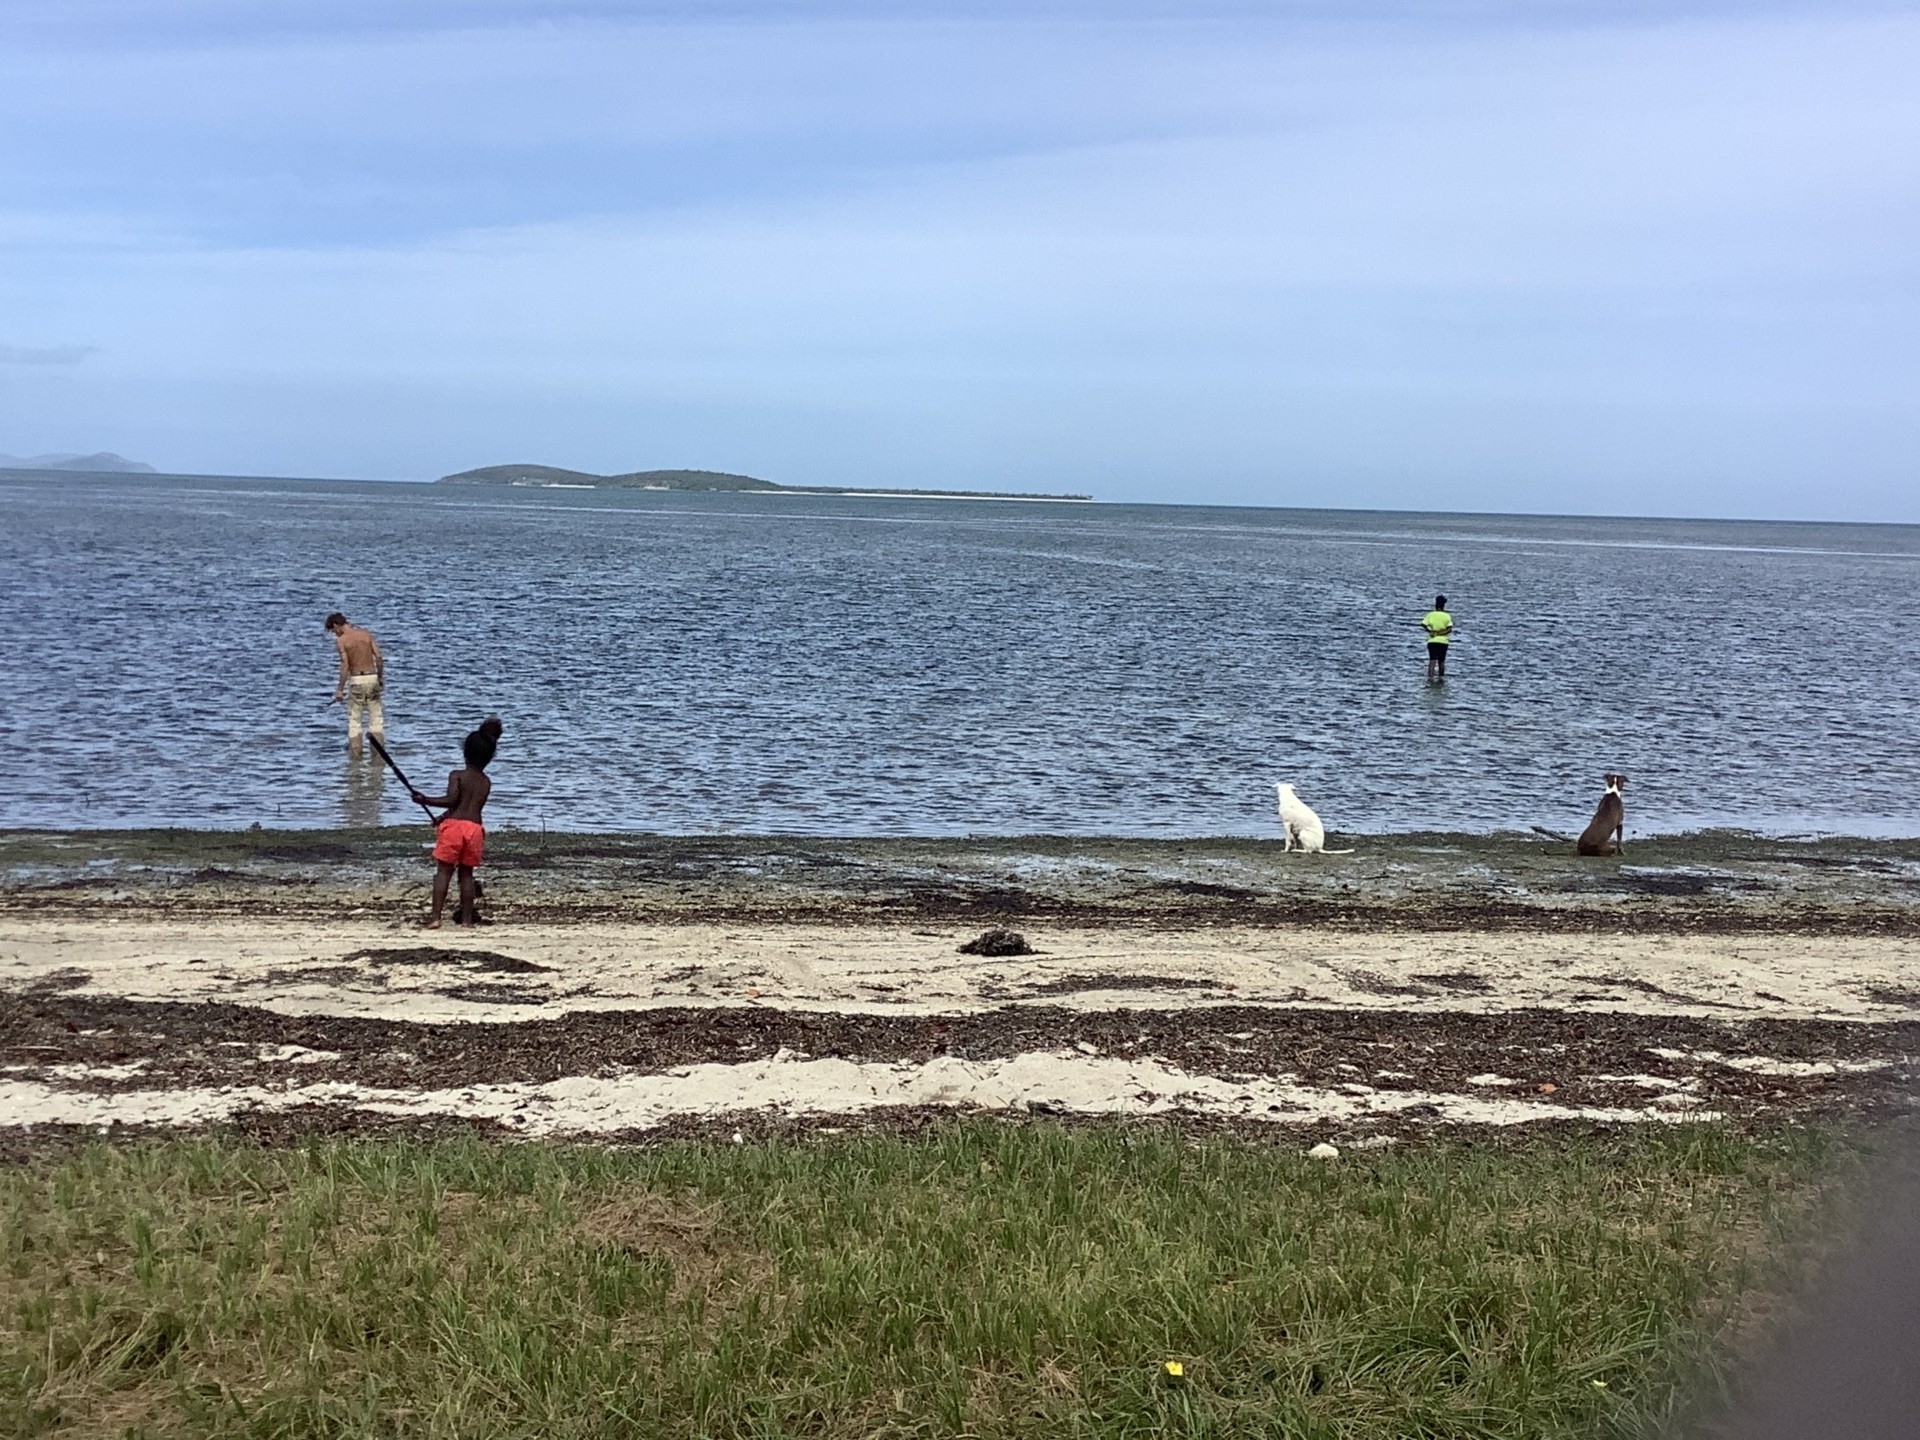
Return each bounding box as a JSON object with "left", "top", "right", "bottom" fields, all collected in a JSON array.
[{"left": 5, "top": 827, "right": 1917, "bottom": 1152}]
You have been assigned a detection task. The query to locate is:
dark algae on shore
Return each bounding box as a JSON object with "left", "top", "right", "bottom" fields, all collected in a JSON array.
[
  {"left": 6, "top": 827, "right": 1919, "bottom": 932},
  {"left": 6, "top": 991, "right": 1912, "bottom": 1142}
]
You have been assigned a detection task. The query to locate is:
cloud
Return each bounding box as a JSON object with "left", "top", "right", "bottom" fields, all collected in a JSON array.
[
  {"left": 1, "top": 0, "right": 1907, "bottom": 46},
  {"left": 0, "top": 343, "right": 96, "bottom": 365},
  {"left": 0, "top": 4, "right": 1916, "bottom": 516}
]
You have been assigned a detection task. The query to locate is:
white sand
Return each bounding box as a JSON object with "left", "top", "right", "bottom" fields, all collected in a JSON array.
[
  {"left": 1645, "top": 1047, "right": 1893, "bottom": 1077},
  {"left": 10, "top": 917, "right": 1902, "bottom": 1133},
  {"left": 3, "top": 917, "right": 1917, "bottom": 1023},
  {"left": 0, "top": 1048, "right": 1707, "bottom": 1135}
]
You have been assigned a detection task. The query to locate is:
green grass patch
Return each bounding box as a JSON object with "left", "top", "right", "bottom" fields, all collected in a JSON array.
[{"left": 0, "top": 1123, "right": 1843, "bottom": 1438}]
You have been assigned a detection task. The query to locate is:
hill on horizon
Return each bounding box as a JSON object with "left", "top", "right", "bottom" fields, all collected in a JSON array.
[
  {"left": 440, "top": 463, "right": 1091, "bottom": 502},
  {"left": 441, "top": 464, "right": 778, "bottom": 491},
  {"left": 0, "top": 451, "right": 156, "bottom": 474}
]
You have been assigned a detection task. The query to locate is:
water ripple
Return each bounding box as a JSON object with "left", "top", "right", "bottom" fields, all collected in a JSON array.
[{"left": 4, "top": 474, "right": 1918, "bottom": 837}]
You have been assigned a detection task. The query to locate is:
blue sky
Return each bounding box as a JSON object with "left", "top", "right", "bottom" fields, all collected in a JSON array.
[{"left": 2, "top": 0, "right": 1917, "bottom": 518}]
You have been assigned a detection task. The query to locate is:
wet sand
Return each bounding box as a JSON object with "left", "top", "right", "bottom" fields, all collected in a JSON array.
[
  {"left": 4, "top": 828, "right": 1916, "bottom": 1153},
  {"left": 7, "top": 826, "right": 1919, "bottom": 930}
]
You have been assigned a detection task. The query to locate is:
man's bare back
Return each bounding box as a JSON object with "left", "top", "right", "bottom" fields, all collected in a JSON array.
[{"left": 333, "top": 624, "right": 381, "bottom": 677}]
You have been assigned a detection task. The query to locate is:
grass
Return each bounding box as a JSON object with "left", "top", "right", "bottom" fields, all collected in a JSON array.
[{"left": 0, "top": 1122, "right": 1845, "bottom": 1439}]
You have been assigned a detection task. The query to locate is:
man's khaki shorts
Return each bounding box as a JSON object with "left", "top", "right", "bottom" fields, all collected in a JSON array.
[{"left": 345, "top": 675, "right": 384, "bottom": 741}]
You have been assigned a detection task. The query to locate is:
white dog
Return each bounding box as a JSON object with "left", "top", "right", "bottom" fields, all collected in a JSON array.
[{"left": 1275, "top": 783, "right": 1354, "bottom": 854}]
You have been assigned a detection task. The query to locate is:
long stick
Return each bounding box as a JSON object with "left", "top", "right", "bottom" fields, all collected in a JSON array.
[{"left": 367, "top": 735, "right": 441, "bottom": 824}]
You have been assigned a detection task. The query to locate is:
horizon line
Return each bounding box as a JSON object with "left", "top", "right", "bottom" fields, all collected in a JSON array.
[{"left": 4, "top": 463, "right": 1918, "bottom": 531}]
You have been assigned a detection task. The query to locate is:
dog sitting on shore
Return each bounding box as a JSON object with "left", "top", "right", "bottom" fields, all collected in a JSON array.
[
  {"left": 1576, "top": 774, "right": 1628, "bottom": 856},
  {"left": 1275, "top": 784, "right": 1355, "bottom": 854}
]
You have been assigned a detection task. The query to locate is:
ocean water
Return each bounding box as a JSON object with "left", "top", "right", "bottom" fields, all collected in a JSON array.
[{"left": 4, "top": 471, "right": 1917, "bottom": 838}]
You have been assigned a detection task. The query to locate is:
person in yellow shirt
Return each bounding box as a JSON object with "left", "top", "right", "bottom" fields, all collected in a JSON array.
[{"left": 1421, "top": 595, "right": 1454, "bottom": 682}]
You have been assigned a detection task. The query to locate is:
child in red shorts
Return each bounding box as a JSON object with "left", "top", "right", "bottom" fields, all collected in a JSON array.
[{"left": 409, "top": 716, "right": 502, "bottom": 929}]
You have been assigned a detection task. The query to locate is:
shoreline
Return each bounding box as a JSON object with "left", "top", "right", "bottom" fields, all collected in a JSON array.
[
  {"left": 6, "top": 825, "right": 1915, "bottom": 1150},
  {"left": 6, "top": 826, "right": 1917, "bottom": 932}
]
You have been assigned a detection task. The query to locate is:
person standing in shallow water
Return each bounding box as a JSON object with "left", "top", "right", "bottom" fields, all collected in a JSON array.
[
  {"left": 1422, "top": 595, "right": 1454, "bottom": 683},
  {"left": 325, "top": 612, "right": 385, "bottom": 755}
]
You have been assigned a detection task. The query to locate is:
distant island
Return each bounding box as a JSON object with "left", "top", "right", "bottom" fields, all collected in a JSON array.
[
  {"left": 439, "top": 464, "right": 1089, "bottom": 502},
  {"left": 0, "top": 451, "right": 156, "bottom": 474}
]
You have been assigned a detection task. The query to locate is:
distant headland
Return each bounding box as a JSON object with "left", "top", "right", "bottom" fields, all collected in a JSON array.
[
  {"left": 0, "top": 451, "right": 156, "bottom": 474},
  {"left": 439, "top": 464, "right": 1090, "bottom": 502}
]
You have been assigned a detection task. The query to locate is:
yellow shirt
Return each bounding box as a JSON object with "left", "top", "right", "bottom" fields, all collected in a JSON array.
[{"left": 1422, "top": 610, "right": 1453, "bottom": 644}]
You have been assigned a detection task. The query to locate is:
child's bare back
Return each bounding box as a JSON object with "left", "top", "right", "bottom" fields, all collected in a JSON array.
[{"left": 435, "top": 766, "right": 492, "bottom": 824}]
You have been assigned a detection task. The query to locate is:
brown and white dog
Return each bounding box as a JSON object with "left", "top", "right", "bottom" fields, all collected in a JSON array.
[{"left": 1576, "top": 774, "right": 1628, "bottom": 856}]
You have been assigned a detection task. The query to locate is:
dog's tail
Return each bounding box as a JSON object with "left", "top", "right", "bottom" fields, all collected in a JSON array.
[
  {"left": 1530, "top": 825, "right": 1574, "bottom": 843},
  {"left": 1319, "top": 847, "right": 1356, "bottom": 855}
]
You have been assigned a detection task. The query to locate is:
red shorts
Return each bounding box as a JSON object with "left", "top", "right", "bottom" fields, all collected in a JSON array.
[{"left": 432, "top": 819, "right": 485, "bottom": 867}]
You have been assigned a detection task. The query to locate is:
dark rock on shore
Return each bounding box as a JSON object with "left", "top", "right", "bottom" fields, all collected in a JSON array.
[{"left": 958, "top": 928, "right": 1035, "bottom": 956}]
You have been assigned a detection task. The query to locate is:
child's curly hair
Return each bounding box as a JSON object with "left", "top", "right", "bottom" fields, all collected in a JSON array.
[{"left": 463, "top": 715, "right": 503, "bottom": 769}]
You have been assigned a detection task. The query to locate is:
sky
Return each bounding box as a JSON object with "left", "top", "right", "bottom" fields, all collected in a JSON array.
[{"left": 2, "top": 0, "right": 1917, "bottom": 518}]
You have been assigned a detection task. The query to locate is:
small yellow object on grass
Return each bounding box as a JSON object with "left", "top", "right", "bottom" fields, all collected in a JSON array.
[{"left": 1163, "top": 1361, "right": 1185, "bottom": 1379}]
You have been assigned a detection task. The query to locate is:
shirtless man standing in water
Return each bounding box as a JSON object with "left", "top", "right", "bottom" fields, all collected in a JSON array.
[
  {"left": 409, "top": 717, "right": 502, "bottom": 929},
  {"left": 324, "top": 613, "right": 385, "bottom": 755}
]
